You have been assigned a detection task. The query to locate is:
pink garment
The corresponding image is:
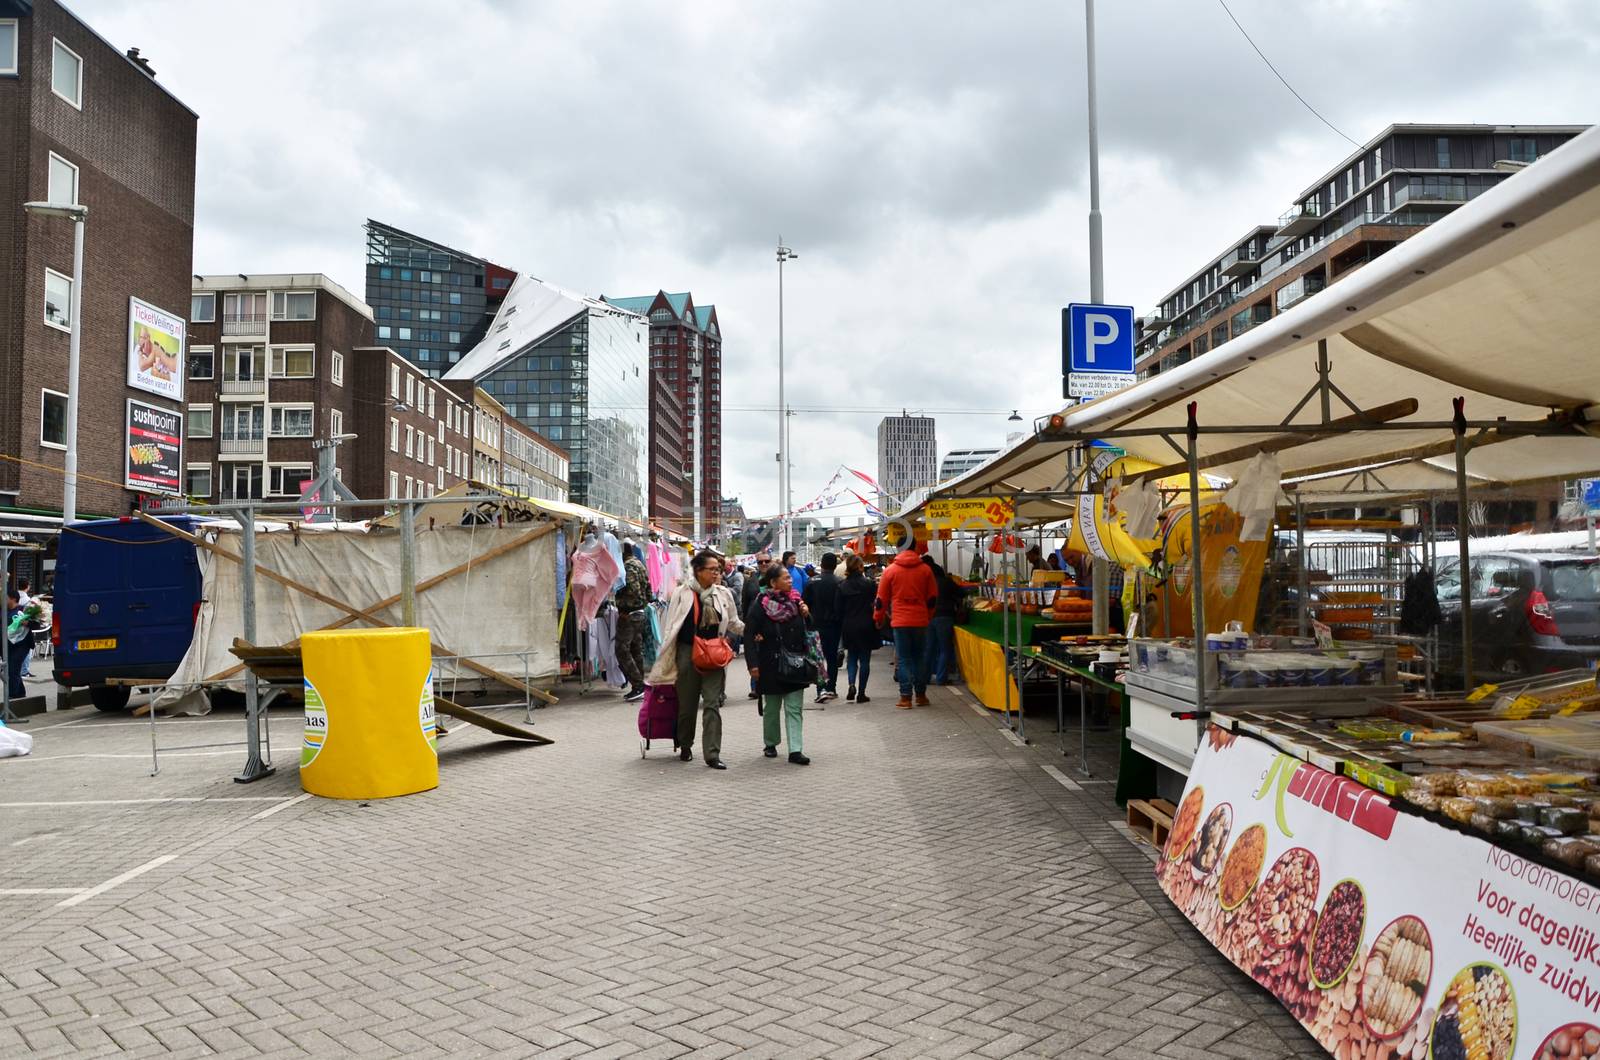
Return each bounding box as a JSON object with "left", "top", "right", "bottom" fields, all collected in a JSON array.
[
  {"left": 570, "top": 541, "right": 621, "bottom": 631},
  {"left": 646, "top": 541, "right": 677, "bottom": 596}
]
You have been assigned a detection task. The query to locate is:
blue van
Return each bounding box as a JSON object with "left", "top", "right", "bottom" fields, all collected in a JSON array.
[{"left": 52, "top": 516, "right": 204, "bottom": 712}]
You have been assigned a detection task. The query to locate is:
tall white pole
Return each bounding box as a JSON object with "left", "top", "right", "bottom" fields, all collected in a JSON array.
[
  {"left": 778, "top": 245, "right": 786, "bottom": 554},
  {"left": 63, "top": 214, "right": 85, "bottom": 524},
  {"left": 1084, "top": 0, "right": 1110, "bottom": 636}
]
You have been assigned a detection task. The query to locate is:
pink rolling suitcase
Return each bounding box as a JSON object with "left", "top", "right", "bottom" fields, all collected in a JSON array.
[{"left": 638, "top": 684, "right": 678, "bottom": 757}]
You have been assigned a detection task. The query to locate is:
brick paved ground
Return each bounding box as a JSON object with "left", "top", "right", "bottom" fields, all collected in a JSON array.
[{"left": 0, "top": 680, "right": 1322, "bottom": 1058}]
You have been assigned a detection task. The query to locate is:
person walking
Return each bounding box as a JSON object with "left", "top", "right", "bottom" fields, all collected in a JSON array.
[
  {"left": 647, "top": 551, "right": 743, "bottom": 769},
  {"left": 874, "top": 543, "right": 938, "bottom": 709},
  {"left": 16, "top": 578, "right": 34, "bottom": 677},
  {"left": 722, "top": 563, "right": 745, "bottom": 656},
  {"left": 802, "top": 552, "right": 844, "bottom": 702},
  {"left": 746, "top": 562, "right": 813, "bottom": 764},
  {"left": 614, "top": 542, "right": 651, "bottom": 702},
  {"left": 837, "top": 553, "right": 878, "bottom": 703},
  {"left": 783, "top": 550, "right": 809, "bottom": 595},
  {"left": 6, "top": 589, "right": 36, "bottom": 702},
  {"left": 741, "top": 553, "right": 768, "bottom": 698},
  {"left": 924, "top": 557, "right": 962, "bottom": 686}
]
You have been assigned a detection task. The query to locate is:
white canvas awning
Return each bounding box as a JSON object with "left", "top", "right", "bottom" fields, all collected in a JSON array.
[{"left": 934, "top": 123, "right": 1600, "bottom": 509}]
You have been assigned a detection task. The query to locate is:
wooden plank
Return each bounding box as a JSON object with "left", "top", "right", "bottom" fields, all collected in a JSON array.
[
  {"left": 138, "top": 512, "right": 558, "bottom": 705},
  {"left": 1126, "top": 798, "right": 1175, "bottom": 848},
  {"left": 435, "top": 695, "right": 554, "bottom": 745}
]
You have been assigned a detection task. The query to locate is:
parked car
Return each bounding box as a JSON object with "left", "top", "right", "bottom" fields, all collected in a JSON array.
[
  {"left": 52, "top": 516, "right": 203, "bottom": 711},
  {"left": 1433, "top": 551, "right": 1600, "bottom": 680}
]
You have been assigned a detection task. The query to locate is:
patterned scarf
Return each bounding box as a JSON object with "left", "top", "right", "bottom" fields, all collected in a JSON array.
[{"left": 759, "top": 589, "right": 800, "bottom": 623}]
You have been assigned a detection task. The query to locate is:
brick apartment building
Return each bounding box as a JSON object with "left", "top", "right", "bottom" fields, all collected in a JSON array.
[
  {"left": 647, "top": 373, "right": 688, "bottom": 528},
  {"left": 187, "top": 274, "right": 472, "bottom": 506},
  {"left": 603, "top": 291, "right": 722, "bottom": 535},
  {"left": 0, "top": 0, "right": 196, "bottom": 529},
  {"left": 442, "top": 384, "right": 569, "bottom": 503},
  {"left": 1134, "top": 124, "right": 1587, "bottom": 378}
]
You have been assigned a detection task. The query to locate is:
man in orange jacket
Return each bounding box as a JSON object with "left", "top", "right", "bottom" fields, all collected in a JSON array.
[{"left": 874, "top": 543, "right": 939, "bottom": 708}]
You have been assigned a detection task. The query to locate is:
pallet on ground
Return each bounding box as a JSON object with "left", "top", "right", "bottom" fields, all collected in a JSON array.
[{"left": 1126, "top": 797, "right": 1177, "bottom": 848}]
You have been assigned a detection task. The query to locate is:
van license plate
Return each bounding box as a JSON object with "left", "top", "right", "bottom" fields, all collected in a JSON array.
[{"left": 76, "top": 638, "right": 117, "bottom": 651}]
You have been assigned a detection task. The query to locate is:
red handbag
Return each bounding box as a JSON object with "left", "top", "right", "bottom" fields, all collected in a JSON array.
[{"left": 691, "top": 595, "right": 734, "bottom": 672}]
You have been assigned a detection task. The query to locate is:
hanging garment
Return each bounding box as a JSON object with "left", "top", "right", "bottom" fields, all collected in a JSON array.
[
  {"left": 570, "top": 537, "right": 621, "bottom": 631},
  {"left": 600, "top": 530, "right": 626, "bottom": 594},
  {"left": 1116, "top": 478, "right": 1163, "bottom": 541},
  {"left": 1221, "top": 452, "right": 1283, "bottom": 542},
  {"left": 1399, "top": 568, "right": 1442, "bottom": 635},
  {"left": 588, "top": 606, "right": 627, "bottom": 688},
  {"left": 641, "top": 601, "right": 663, "bottom": 670},
  {"left": 555, "top": 529, "right": 568, "bottom": 612},
  {"left": 646, "top": 540, "right": 671, "bottom": 596}
]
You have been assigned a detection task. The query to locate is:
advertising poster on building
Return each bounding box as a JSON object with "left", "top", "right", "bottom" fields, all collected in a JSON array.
[
  {"left": 1158, "top": 725, "right": 1599, "bottom": 1059},
  {"left": 127, "top": 296, "right": 185, "bottom": 402},
  {"left": 125, "top": 399, "right": 182, "bottom": 495}
]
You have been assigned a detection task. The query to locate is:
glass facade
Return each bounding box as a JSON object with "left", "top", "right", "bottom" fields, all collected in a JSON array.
[
  {"left": 476, "top": 308, "right": 647, "bottom": 520},
  {"left": 364, "top": 221, "right": 497, "bottom": 378}
]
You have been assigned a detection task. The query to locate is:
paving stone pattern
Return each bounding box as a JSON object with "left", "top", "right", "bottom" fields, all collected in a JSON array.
[{"left": 0, "top": 684, "right": 1322, "bottom": 1058}]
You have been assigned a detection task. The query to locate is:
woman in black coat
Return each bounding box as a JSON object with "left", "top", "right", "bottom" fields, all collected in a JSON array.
[
  {"left": 745, "top": 562, "right": 814, "bottom": 764},
  {"left": 836, "top": 553, "right": 879, "bottom": 703}
]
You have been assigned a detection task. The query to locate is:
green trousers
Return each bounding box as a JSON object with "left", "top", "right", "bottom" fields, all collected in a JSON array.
[
  {"left": 762, "top": 688, "right": 804, "bottom": 754},
  {"left": 674, "top": 643, "right": 725, "bottom": 763}
]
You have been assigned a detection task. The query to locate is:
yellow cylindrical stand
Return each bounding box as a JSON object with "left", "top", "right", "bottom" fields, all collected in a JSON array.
[{"left": 300, "top": 628, "right": 438, "bottom": 800}]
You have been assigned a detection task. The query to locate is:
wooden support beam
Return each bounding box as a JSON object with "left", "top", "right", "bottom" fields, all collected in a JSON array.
[{"left": 136, "top": 512, "right": 558, "bottom": 705}]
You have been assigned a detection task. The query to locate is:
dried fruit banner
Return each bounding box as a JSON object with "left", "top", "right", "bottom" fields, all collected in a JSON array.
[{"left": 1159, "top": 726, "right": 1600, "bottom": 1060}]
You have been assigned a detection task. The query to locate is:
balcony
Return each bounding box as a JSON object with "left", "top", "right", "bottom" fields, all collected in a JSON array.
[
  {"left": 1393, "top": 179, "right": 1472, "bottom": 208},
  {"left": 219, "top": 433, "right": 265, "bottom": 456},
  {"left": 1277, "top": 200, "right": 1324, "bottom": 237},
  {"left": 220, "top": 376, "right": 266, "bottom": 397},
  {"left": 222, "top": 314, "right": 267, "bottom": 337},
  {"left": 1219, "top": 245, "right": 1258, "bottom": 278}
]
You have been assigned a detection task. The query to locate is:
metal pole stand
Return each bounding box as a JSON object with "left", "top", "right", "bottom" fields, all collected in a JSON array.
[{"left": 234, "top": 505, "right": 276, "bottom": 783}]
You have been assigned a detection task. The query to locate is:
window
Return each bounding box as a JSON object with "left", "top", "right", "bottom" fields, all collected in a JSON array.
[
  {"left": 188, "top": 345, "right": 214, "bottom": 380},
  {"left": 437, "top": 466, "right": 445, "bottom": 489},
  {"left": 48, "top": 153, "right": 78, "bottom": 206},
  {"left": 190, "top": 293, "right": 215, "bottom": 322},
  {"left": 268, "top": 405, "right": 314, "bottom": 437},
  {"left": 0, "top": 20, "right": 16, "bottom": 75},
  {"left": 40, "top": 390, "right": 68, "bottom": 449},
  {"left": 270, "top": 291, "right": 315, "bottom": 321},
  {"left": 187, "top": 404, "right": 214, "bottom": 438},
  {"left": 1436, "top": 136, "right": 1451, "bottom": 169},
  {"left": 268, "top": 464, "right": 313, "bottom": 496},
  {"left": 405, "top": 424, "right": 414, "bottom": 457},
  {"left": 331, "top": 350, "right": 344, "bottom": 386},
  {"left": 398, "top": 327, "right": 411, "bottom": 341},
  {"left": 377, "top": 326, "right": 391, "bottom": 340},
  {"left": 228, "top": 464, "right": 263, "bottom": 500},
  {"left": 390, "top": 417, "right": 399, "bottom": 452},
  {"left": 427, "top": 437, "right": 435, "bottom": 465},
  {"left": 269, "top": 346, "right": 314, "bottom": 378},
  {"left": 390, "top": 364, "right": 400, "bottom": 398},
  {"left": 427, "top": 388, "right": 435, "bottom": 418},
  {"left": 51, "top": 40, "right": 82, "bottom": 109},
  {"left": 42, "top": 269, "right": 74, "bottom": 331},
  {"left": 330, "top": 409, "right": 343, "bottom": 437},
  {"left": 437, "top": 421, "right": 444, "bottom": 442},
  {"left": 390, "top": 471, "right": 400, "bottom": 497},
  {"left": 1509, "top": 138, "right": 1539, "bottom": 165},
  {"left": 405, "top": 374, "right": 414, "bottom": 407},
  {"left": 449, "top": 292, "right": 462, "bottom": 305},
  {"left": 185, "top": 465, "right": 213, "bottom": 498}
]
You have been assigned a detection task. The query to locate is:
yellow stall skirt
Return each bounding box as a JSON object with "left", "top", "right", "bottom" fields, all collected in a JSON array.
[
  {"left": 954, "top": 627, "right": 1022, "bottom": 713},
  {"left": 300, "top": 628, "right": 438, "bottom": 799}
]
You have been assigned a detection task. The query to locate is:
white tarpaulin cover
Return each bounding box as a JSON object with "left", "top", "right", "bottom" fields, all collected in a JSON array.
[
  {"left": 155, "top": 524, "right": 558, "bottom": 714},
  {"left": 933, "top": 123, "right": 1600, "bottom": 507}
]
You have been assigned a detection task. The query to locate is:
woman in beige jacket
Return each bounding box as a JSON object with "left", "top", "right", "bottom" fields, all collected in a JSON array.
[{"left": 647, "top": 551, "right": 744, "bottom": 769}]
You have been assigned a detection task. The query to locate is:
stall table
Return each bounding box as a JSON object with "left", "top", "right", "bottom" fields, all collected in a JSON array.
[{"left": 1019, "top": 647, "right": 1154, "bottom": 807}]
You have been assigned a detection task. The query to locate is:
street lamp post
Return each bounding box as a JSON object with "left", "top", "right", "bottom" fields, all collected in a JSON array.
[
  {"left": 1081, "top": 1, "right": 1111, "bottom": 636},
  {"left": 24, "top": 202, "right": 88, "bottom": 524},
  {"left": 776, "top": 239, "right": 797, "bottom": 553}
]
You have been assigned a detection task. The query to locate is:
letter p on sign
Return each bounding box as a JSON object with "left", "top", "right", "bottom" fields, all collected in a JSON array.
[{"left": 1065, "top": 303, "right": 1136, "bottom": 376}]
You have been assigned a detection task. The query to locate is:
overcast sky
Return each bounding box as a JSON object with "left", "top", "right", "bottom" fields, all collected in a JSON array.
[{"left": 76, "top": 0, "right": 1600, "bottom": 522}]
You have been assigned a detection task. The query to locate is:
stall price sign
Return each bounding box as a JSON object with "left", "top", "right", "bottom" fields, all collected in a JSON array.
[
  {"left": 925, "top": 496, "right": 1015, "bottom": 530},
  {"left": 124, "top": 399, "right": 182, "bottom": 496},
  {"left": 1157, "top": 726, "right": 1600, "bottom": 1060}
]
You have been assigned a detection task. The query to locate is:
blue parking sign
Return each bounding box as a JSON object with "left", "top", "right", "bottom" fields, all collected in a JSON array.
[{"left": 1063, "top": 303, "right": 1135, "bottom": 375}]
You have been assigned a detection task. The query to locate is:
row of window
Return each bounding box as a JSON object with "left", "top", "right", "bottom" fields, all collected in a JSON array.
[
  {"left": 185, "top": 463, "right": 318, "bottom": 500},
  {"left": 186, "top": 345, "right": 343, "bottom": 385},
  {"left": 373, "top": 266, "right": 489, "bottom": 287},
  {"left": 378, "top": 326, "right": 461, "bottom": 343},
  {"left": 189, "top": 291, "right": 315, "bottom": 323},
  {"left": 186, "top": 403, "right": 316, "bottom": 439},
  {"left": 369, "top": 286, "right": 469, "bottom": 307}
]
